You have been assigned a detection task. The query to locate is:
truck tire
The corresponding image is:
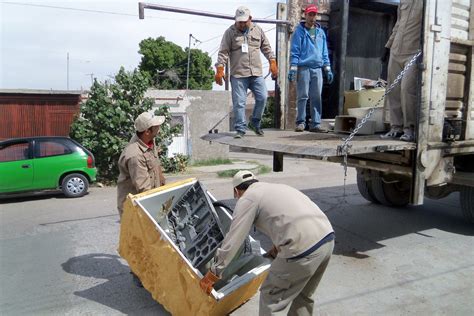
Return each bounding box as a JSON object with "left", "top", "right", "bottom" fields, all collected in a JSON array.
[
  {"left": 356, "top": 169, "right": 379, "bottom": 203},
  {"left": 460, "top": 186, "right": 474, "bottom": 223},
  {"left": 61, "top": 173, "right": 89, "bottom": 198},
  {"left": 371, "top": 172, "right": 410, "bottom": 207}
]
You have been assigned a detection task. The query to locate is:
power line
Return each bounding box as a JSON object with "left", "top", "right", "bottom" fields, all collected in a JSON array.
[{"left": 1, "top": 1, "right": 231, "bottom": 26}]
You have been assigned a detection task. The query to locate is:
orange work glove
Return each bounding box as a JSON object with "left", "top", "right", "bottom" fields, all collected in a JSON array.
[
  {"left": 215, "top": 65, "right": 225, "bottom": 86},
  {"left": 269, "top": 59, "right": 278, "bottom": 80},
  {"left": 200, "top": 271, "right": 220, "bottom": 295}
]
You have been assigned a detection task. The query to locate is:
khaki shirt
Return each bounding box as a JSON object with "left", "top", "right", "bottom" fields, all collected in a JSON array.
[
  {"left": 116, "top": 135, "right": 165, "bottom": 215},
  {"left": 212, "top": 182, "right": 333, "bottom": 277},
  {"left": 385, "top": 0, "right": 423, "bottom": 55},
  {"left": 216, "top": 23, "right": 275, "bottom": 78}
]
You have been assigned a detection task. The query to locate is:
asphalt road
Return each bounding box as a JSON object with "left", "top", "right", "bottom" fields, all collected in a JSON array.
[{"left": 1, "top": 153, "right": 473, "bottom": 315}]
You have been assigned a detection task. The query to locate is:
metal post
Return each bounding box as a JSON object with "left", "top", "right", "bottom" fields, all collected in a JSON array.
[
  {"left": 336, "top": 0, "right": 349, "bottom": 117},
  {"left": 138, "top": 3, "right": 290, "bottom": 25},
  {"left": 186, "top": 34, "right": 192, "bottom": 90},
  {"left": 276, "top": 3, "right": 289, "bottom": 129}
]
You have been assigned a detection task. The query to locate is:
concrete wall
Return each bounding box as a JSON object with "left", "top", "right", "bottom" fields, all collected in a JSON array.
[{"left": 146, "top": 90, "right": 230, "bottom": 162}]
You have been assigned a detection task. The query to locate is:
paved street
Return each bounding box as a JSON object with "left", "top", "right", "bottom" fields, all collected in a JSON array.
[{"left": 1, "top": 152, "right": 473, "bottom": 315}]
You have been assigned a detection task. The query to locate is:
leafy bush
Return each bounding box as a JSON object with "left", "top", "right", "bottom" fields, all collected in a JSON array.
[{"left": 70, "top": 67, "right": 187, "bottom": 183}]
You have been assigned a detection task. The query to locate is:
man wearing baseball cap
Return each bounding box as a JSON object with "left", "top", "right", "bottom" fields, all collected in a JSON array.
[
  {"left": 200, "top": 170, "right": 334, "bottom": 315},
  {"left": 215, "top": 6, "right": 278, "bottom": 139},
  {"left": 289, "top": 4, "right": 333, "bottom": 133},
  {"left": 117, "top": 111, "right": 166, "bottom": 219}
]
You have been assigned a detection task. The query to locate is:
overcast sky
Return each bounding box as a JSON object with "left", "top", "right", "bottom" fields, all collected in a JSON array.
[{"left": 0, "top": 0, "right": 280, "bottom": 91}]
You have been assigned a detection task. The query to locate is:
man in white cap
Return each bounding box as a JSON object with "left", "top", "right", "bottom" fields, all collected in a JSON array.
[
  {"left": 117, "top": 111, "right": 166, "bottom": 218},
  {"left": 200, "top": 170, "right": 334, "bottom": 315},
  {"left": 215, "top": 6, "right": 278, "bottom": 139}
]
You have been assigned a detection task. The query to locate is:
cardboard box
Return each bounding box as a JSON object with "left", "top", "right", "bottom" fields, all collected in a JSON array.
[{"left": 343, "top": 88, "right": 385, "bottom": 114}]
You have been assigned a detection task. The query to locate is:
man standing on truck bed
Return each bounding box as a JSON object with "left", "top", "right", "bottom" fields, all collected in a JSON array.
[
  {"left": 289, "top": 4, "right": 334, "bottom": 133},
  {"left": 215, "top": 6, "right": 278, "bottom": 139},
  {"left": 200, "top": 170, "right": 334, "bottom": 316},
  {"left": 381, "top": 0, "right": 423, "bottom": 142}
]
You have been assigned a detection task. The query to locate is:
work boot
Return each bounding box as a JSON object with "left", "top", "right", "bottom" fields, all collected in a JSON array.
[
  {"left": 248, "top": 121, "right": 264, "bottom": 136},
  {"left": 234, "top": 131, "right": 245, "bottom": 139},
  {"left": 309, "top": 125, "right": 328, "bottom": 133},
  {"left": 380, "top": 126, "right": 403, "bottom": 139},
  {"left": 400, "top": 127, "right": 414, "bottom": 142},
  {"left": 295, "top": 123, "right": 305, "bottom": 132}
]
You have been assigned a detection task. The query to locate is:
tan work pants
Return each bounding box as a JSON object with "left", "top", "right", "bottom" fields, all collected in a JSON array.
[
  {"left": 385, "top": 53, "right": 419, "bottom": 129},
  {"left": 259, "top": 240, "right": 334, "bottom": 316}
]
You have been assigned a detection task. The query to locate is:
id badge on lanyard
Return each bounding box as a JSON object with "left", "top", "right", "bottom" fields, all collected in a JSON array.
[{"left": 242, "top": 37, "right": 249, "bottom": 53}]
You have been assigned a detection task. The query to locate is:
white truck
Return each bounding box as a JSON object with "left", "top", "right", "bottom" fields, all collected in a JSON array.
[{"left": 203, "top": 0, "right": 474, "bottom": 222}]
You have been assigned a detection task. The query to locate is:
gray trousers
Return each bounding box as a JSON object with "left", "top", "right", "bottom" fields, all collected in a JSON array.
[
  {"left": 259, "top": 240, "right": 334, "bottom": 316},
  {"left": 385, "top": 53, "right": 419, "bottom": 129}
]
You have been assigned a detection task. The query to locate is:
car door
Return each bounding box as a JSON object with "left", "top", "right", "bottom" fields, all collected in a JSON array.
[
  {"left": 0, "top": 140, "right": 34, "bottom": 193},
  {"left": 32, "top": 138, "right": 75, "bottom": 190}
]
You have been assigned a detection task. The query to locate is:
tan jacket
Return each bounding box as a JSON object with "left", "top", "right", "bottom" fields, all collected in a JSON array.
[
  {"left": 385, "top": 0, "right": 423, "bottom": 55},
  {"left": 216, "top": 23, "right": 275, "bottom": 78},
  {"left": 212, "top": 182, "right": 333, "bottom": 277},
  {"left": 116, "top": 135, "right": 165, "bottom": 216}
]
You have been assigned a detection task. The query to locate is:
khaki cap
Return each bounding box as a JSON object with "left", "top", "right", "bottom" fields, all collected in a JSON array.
[
  {"left": 134, "top": 111, "right": 165, "bottom": 132},
  {"left": 235, "top": 6, "right": 251, "bottom": 22},
  {"left": 233, "top": 170, "right": 257, "bottom": 188}
]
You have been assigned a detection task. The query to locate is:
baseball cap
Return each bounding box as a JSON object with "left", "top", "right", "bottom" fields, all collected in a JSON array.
[
  {"left": 305, "top": 4, "right": 318, "bottom": 14},
  {"left": 134, "top": 111, "right": 165, "bottom": 132},
  {"left": 235, "top": 6, "right": 251, "bottom": 22},
  {"left": 233, "top": 170, "right": 257, "bottom": 188}
]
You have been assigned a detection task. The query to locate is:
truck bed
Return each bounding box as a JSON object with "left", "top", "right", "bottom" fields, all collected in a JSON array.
[{"left": 201, "top": 130, "right": 416, "bottom": 158}]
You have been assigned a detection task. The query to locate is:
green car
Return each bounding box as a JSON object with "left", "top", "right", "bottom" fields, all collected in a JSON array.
[{"left": 0, "top": 137, "right": 97, "bottom": 198}]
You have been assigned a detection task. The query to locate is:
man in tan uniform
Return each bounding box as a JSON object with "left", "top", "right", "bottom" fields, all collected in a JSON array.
[
  {"left": 382, "top": 0, "right": 423, "bottom": 142},
  {"left": 215, "top": 6, "right": 278, "bottom": 138},
  {"left": 200, "top": 170, "right": 334, "bottom": 316},
  {"left": 117, "top": 111, "right": 166, "bottom": 218}
]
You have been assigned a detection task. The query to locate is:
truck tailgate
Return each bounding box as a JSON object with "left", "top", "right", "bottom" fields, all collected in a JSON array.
[{"left": 202, "top": 130, "right": 416, "bottom": 157}]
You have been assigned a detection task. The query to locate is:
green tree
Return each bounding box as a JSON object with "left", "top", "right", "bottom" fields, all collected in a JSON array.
[
  {"left": 70, "top": 67, "right": 184, "bottom": 183},
  {"left": 138, "top": 37, "right": 213, "bottom": 90}
]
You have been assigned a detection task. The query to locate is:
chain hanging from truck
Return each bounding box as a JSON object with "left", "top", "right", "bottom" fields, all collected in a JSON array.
[{"left": 337, "top": 50, "right": 422, "bottom": 196}]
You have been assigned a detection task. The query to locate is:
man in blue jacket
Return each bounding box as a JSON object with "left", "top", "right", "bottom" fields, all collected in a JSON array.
[{"left": 289, "top": 4, "right": 333, "bottom": 133}]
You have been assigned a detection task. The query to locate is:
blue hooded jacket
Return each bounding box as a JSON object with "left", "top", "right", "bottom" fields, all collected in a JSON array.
[{"left": 290, "top": 22, "right": 330, "bottom": 68}]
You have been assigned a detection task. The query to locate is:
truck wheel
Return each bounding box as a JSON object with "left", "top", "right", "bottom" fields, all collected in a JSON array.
[
  {"left": 61, "top": 173, "right": 89, "bottom": 198},
  {"left": 356, "top": 169, "right": 379, "bottom": 203},
  {"left": 460, "top": 186, "right": 474, "bottom": 223},
  {"left": 371, "top": 172, "right": 410, "bottom": 207}
]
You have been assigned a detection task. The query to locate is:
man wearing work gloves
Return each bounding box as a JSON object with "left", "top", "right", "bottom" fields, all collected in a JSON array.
[
  {"left": 215, "top": 6, "right": 278, "bottom": 139},
  {"left": 289, "top": 4, "right": 333, "bottom": 133},
  {"left": 200, "top": 170, "right": 334, "bottom": 316}
]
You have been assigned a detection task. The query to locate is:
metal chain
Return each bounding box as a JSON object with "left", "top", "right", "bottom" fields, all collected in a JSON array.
[{"left": 338, "top": 50, "right": 422, "bottom": 188}]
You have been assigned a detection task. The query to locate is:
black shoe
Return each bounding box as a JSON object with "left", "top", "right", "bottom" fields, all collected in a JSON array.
[
  {"left": 234, "top": 131, "right": 245, "bottom": 139},
  {"left": 248, "top": 121, "right": 264, "bottom": 136}
]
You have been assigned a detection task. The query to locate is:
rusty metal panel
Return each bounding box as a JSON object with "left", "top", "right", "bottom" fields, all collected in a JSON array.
[{"left": 0, "top": 94, "right": 81, "bottom": 140}]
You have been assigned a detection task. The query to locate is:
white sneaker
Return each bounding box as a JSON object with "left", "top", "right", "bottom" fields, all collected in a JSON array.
[
  {"left": 380, "top": 126, "right": 403, "bottom": 139},
  {"left": 400, "top": 128, "right": 414, "bottom": 142},
  {"left": 295, "top": 124, "right": 305, "bottom": 132}
]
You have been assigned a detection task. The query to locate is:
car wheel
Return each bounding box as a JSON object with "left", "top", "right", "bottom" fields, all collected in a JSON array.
[{"left": 61, "top": 173, "right": 89, "bottom": 198}]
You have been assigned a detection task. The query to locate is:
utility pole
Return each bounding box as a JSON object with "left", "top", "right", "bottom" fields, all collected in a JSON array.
[
  {"left": 67, "top": 52, "right": 70, "bottom": 90},
  {"left": 85, "top": 73, "right": 94, "bottom": 86},
  {"left": 186, "top": 34, "right": 192, "bottom": 90},
  {"left": 186, "top": 34, "right": 201, "bottom": 90}
]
